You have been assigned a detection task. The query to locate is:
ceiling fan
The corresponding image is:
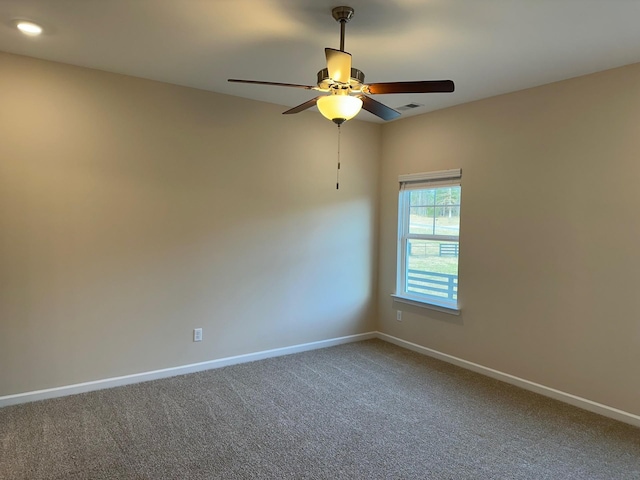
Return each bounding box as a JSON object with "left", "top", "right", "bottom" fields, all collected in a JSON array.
[{"left": 228, "top": 6, "right": 455, "bottom": 125}]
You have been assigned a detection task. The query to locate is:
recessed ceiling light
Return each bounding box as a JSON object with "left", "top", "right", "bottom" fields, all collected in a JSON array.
[{"left": 16, "top": 21, "right": 43, "bottom": 36}]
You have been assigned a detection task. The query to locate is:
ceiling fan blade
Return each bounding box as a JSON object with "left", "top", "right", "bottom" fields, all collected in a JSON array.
[
  {"left": 358, "top": 95, "right": 401, "bottom": 121},
  {"left": 282, "top": 97, "right": 323, "bottom": 115},
  {"left": 365, "top": 80, "right": 455, "bottom": 95},
  {"left": 325, "top": 48, "right": 352, "bottom": 84},
  {"left": 228, "top": 79, "right": 317, "bottom": 90}
]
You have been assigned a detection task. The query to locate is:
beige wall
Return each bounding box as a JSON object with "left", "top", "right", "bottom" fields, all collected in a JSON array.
[
  {"left": 0, "top": 52, "right": 381, "bottom": 396},
  {"left": 2, "top": 49, "right": 639, "bottom": 417},
  {"left": 378, "top": 63, "right": 640, "bottom": 415}
]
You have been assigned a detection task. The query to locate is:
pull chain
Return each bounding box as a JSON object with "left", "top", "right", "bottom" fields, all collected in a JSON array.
[{"left": 336, "top": 124, "right": 341, "bottom": 190}]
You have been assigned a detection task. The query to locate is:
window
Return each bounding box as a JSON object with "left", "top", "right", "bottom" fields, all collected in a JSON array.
[{"left": 395, "top": 169, "right": 461, "bottom": 313}]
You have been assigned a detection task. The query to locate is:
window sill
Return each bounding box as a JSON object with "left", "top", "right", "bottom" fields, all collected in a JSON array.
[{"left": 391, "top": 294, "right": 461, "bottom": 316}]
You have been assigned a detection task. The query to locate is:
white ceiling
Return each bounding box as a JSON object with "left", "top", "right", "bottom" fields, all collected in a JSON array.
[{"left": 2, "top": 0, "right": 640, "bottom": 123}]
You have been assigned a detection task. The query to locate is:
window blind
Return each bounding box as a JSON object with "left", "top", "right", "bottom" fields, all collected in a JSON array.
[{"left": 399, "top": 168, "right": 461, "bottom": 190}]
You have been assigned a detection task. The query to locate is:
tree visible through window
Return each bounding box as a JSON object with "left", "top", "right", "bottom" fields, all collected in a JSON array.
[{"left": 397, "top": 170, "right": 461, "bottom": 310}]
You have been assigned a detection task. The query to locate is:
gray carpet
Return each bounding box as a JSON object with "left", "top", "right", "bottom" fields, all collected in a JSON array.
[{"left": 1, "top": 339, "right": 638, "bottom": 479}]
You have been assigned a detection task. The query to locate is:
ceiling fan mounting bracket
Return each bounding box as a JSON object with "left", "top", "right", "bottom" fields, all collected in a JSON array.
[{"left": 332, "top": 6, "right": 354, "bottom": 24}]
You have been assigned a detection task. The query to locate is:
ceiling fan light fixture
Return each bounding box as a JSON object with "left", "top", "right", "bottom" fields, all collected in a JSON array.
[{"left": 317, "top": 94, "right": 362, "bottom": 125}]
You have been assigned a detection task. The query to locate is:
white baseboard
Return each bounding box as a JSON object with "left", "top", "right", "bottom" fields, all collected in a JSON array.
[
  {"left": 0, "top": 332, "right": 376, "bottom": 408},
  {"left": 4, "top": 330, "right": 639, "bottom": 429},
  {"left": 376, "top": 332, "right": 640, "bottom": 428}
]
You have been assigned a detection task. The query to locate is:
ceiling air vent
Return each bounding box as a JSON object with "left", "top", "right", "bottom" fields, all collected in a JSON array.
[{"left": 396, "top": 103, "right": 424, "bottom": 112}]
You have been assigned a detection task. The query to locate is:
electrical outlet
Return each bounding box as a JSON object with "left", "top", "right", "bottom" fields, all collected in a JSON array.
[
  {"left": 193, "top": 328, "right": 203, "bottom": 342},
  {"left": 396, "top": 310, "right": 402, "bottom": 321}
]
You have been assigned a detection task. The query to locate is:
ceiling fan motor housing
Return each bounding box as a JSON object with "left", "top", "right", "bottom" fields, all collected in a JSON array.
[{"left": 317, "top": 67, "right": 365, "bottom": 91}]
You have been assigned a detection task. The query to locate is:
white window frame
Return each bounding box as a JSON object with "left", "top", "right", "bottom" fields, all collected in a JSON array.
[{"left": 392, "top": 168, "right": 462, "bottom": 315}]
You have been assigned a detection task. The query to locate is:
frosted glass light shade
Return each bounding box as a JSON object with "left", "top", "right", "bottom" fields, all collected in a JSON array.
[{"left": 317, "top": 95, "right": 363, "bottom": 124}]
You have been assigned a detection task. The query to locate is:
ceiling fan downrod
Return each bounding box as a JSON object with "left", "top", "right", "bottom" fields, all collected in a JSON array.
[{"left": 332, "top": 6, "right": 354, "bottom": 52}]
